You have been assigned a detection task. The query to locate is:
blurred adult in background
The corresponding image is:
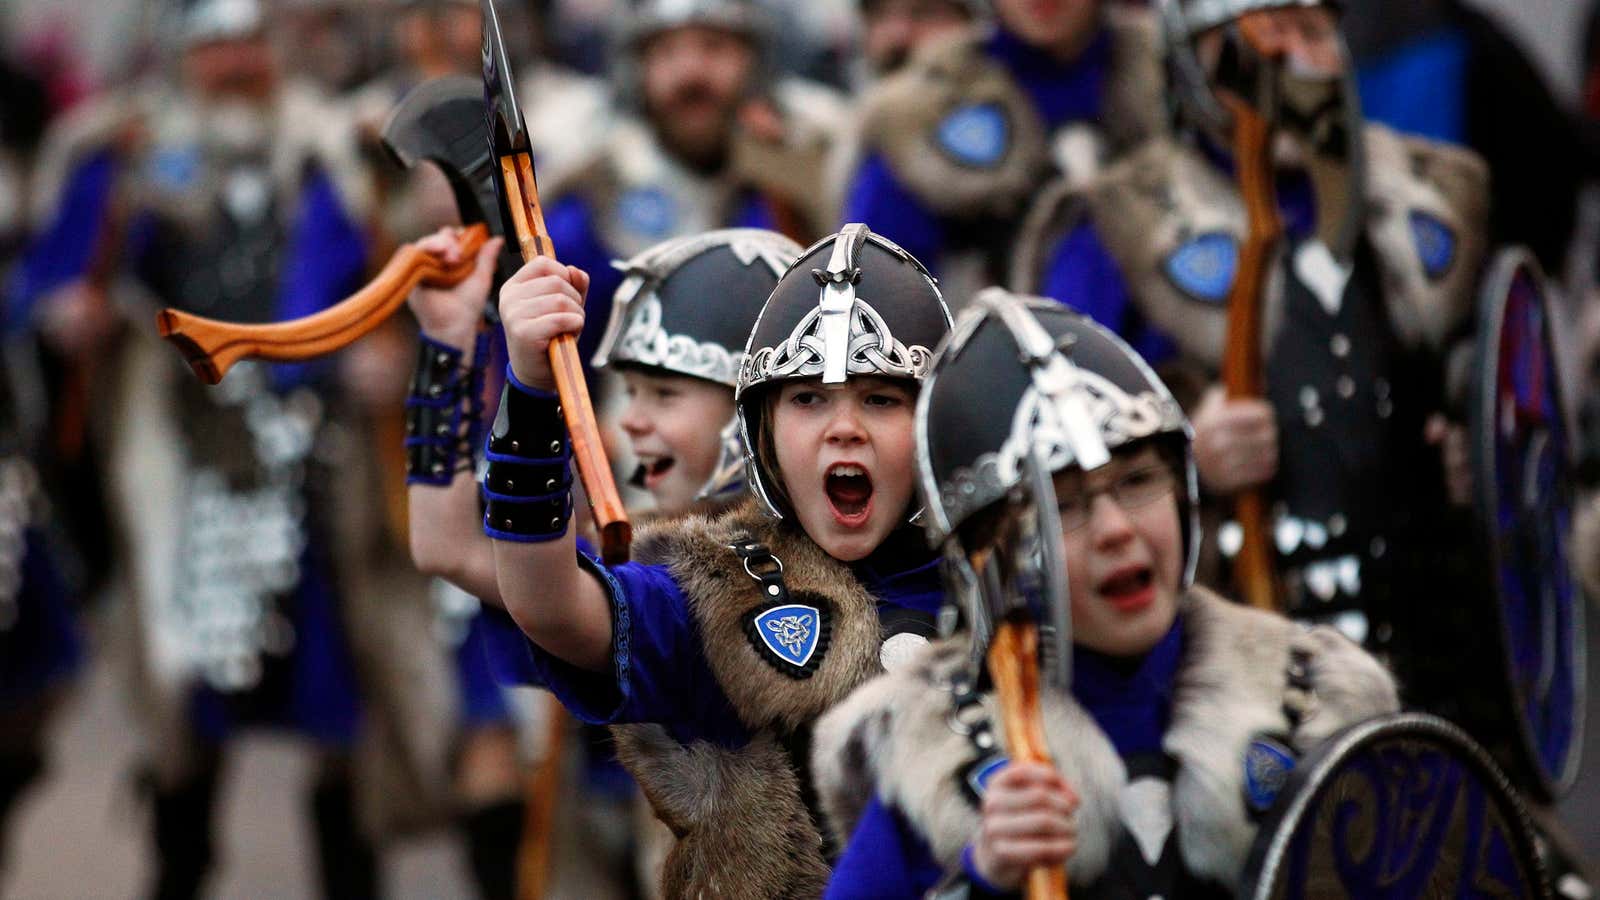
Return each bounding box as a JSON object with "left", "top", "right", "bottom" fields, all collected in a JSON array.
[
  {"left": 1346, "top": 0, "right": 1600, "bottom": 277},
  {"left": 544, "top": 0, "right": 844, "bottom": 391},
  {"left": 0, "top": 27, "right": 84, "bottom": 893},
  {"left": 7, "top": 1, "right": 461, "bottom": 896},
  {"left": 840, "top": 0, "right": 1166, "bottom": 308},
  {"left": 1012, "top": 0, "right": 1491, "bottom": 669}
]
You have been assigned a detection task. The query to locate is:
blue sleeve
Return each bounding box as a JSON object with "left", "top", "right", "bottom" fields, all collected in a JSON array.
[
  {"left": 1040, "top": 219, "right": 1176, "bottom": 367},
  {"left": 824, "top": 799, "right": 947, "bottom": 899},
  {"left": 4, "top": 149, "right": 118, "bottom": 334},
  {"left": 840, "top": 153, "right": 945, "bottom": 276},
  {"left": 490, "top": 544, "right": 749, "bottom": 746},
  {"left": 544, "top": 195, "right": 620, "bottom": 385}
]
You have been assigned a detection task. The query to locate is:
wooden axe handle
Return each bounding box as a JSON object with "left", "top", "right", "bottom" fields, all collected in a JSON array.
[
  {"left": 156, "top": 223, "right": 491, "bottom": 385},
  {"left": 989, "top": 620, "right": 1071, "bottom": 900},
  {"left": 497, "top": 153, "right": 632, "bottom": 564},
  {"left": 1218, "top": 91, "right": 1283, "bottom": 612}
]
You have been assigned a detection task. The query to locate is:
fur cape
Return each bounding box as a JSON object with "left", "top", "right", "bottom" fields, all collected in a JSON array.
[
  {"left": 1010, "top": 124, "right": 1490, "bottom": 373},
  {"left": 855, "top": 7, "right": 1165, "bottom": 222},
  {"left": 611, "top": 499, "right": 897, "bottom": 899},
  {"left": 811, "top": 587, "right": 1400, "bottom": 892}
]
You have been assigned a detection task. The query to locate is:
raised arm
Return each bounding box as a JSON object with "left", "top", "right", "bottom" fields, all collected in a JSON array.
[
  {"left": 404, "top": 228, "right": 505, "bottom": 604},
  {"left": 489, "top": 255, "right": 615, "bottom": 672}
]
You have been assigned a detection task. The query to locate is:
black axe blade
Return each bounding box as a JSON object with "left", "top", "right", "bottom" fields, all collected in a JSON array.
[{"left": 380, "top": 74, "right": 522, "bottom": 294}]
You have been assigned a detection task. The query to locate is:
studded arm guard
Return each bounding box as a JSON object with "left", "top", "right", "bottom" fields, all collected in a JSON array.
[
  {"left": 481, "top": 366, "right": 573, "bottom": 543},
  {"left": 405, "top": 332, "right": 492, "bottom": 486}
]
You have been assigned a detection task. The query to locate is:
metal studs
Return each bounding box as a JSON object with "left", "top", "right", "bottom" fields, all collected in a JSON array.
[
  {"left": 431, "top": 462, "right": 446, "bottom": 475},
  {"left": 1299, "top": 386, "right": 1319, "bottom": 410},
  {"left": 545, "top": 478, "right": 558, "bottom": 492},
  {"left": 1305, "top": 407, "right": 1325, "bottom": 427},
  {"left": 550, "top": 440, "right": 562, "bottom": 454},
  {"left": 767, "top": 584, "right": 781, "bottom": 596},
  {"left": 508, "top": 440, "right": 520, "bottom": 453},
  {"left": 502, "top": 478, "right": 514, "bottom": 491},
  {"left": 428, "top": 384, "right": 444, "bottom": 398},
  {"left": 1370, "top": 536, "right": 1387, "bottom": 558},
  {"left": 435, "top": 423, "right": 451, "bottom": 437},
  {"left": 1336, "top": 376, "right": 1356, "bottom": 399},
  {"left": 1377, "top": 398, "right": 1393, "bottom": 419},
  {"left": 975, "top": 731, "right": 996, "bottom": 750},
  {"left": 1330, "top": 333, "right": 1351, "bottom": 358},
  {"left": 1328, "top": 514, "right": 1347, "bottom": 537}
]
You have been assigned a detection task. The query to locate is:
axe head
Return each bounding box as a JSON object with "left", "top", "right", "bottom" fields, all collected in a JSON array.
[
  {"left": 481, "top": 0, "right": 528, "bottom": 159},
  {"left": 381, "top": 74, "right": 523, "bottom": 293}
]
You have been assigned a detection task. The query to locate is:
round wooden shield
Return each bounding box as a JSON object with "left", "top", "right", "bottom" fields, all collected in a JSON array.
[
  {"left": 1240, "top": 714, "right": 1550, "bottom": 900},
  {"left": 1468, "top": 247, "right": 1586, "bottom": 799}
]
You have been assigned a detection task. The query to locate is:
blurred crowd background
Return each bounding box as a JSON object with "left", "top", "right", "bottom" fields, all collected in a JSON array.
[{"left": 2, "top": 0, "right": 1600, "bottom": 898}]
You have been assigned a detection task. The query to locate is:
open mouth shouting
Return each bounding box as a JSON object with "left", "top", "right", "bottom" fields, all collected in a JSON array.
[
  {"left": 1096, "top": 563, "right": 1155, "bottom": 614},
  {"left": 824, "top": 462, "right": 875, "bottom": 528},
  {"left": 631, "top": 454, "right": 677, "bottom": 491}
]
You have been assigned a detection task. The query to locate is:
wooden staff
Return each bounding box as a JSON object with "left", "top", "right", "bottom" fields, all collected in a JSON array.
[
  {"left": 988, "top": 618, "right": 1071, "bottom": 899},
  {"left": 156, "top": 223, "right": 490, "bottom": 385},
  {"left": 493, "top": 151, "right": 631, "bottom": 565}
]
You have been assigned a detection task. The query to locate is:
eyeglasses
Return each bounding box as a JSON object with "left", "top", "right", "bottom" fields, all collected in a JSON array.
[{"left": 1055, "top": 465, "right": 1177, "bottom": 532}]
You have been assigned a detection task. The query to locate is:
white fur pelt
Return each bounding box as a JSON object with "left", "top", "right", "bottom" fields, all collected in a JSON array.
[{"left": 812, "top": 587, "right": 1400, "bottom": 891}]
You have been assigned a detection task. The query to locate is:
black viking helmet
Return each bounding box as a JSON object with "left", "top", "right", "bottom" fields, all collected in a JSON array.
[
  {"left": 916, "top": 289, "right": 1199, "bottom": 679},
  {"left": 592, "top": 227, "right": 802, "bottom": 501},
  {"left": 736, "top": 223, "right": 952, "bottom": 520}
]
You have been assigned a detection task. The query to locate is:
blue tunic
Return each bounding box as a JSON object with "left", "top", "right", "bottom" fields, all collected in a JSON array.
[
  {"left": 0, "top": 529, "right": 83, "bottom": 710},
  {"left": 490, "top": 530, "right": 943, "bottom": 749},
  {"left": 840, "top": 26, "right": 1114, "bottom": 276},
  {"left": 825, "top": 620, "right": 1185, "bottom": 898}
]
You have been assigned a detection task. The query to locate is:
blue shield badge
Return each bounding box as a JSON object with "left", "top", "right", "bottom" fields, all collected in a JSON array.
[
  {"left": 753, "top": 603, "right": 823, "bottom": 670},
  {"left": 965, "top": 755, "right": 1009, "bottom": 801},
  {"left": 617, "top": 187, "right": 677, "bottom": 240},
  {"left": 1243, "top": 736, "right": 1297, "bottom": 814},
  {"left": 935, "top": 103, "right": 1009, "bottom": 169},
  {"left": 1408, "top": 210, "right": 1457, "bottom": 281},
  {"left": 1165, "top": 232, "right": 1238, "bottom": 304}
]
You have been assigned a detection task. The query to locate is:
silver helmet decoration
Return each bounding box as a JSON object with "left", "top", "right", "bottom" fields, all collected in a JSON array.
[
  {"left": 592, "top": 228, "right": 801, "bottom": 501},
  {"left": 625, "top": 0, "right": 770, "bottom": 48},
  {"left": 916, "top": 289, "right": 1200, "bottom": 681},
  {"left": 736, "top": 223, "right": 951, "bottom": 519}
]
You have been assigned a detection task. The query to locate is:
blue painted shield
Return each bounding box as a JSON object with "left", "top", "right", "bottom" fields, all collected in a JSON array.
[
  {"left": 1409, "top": 210, "right": 1457, "bottom": 281},
  {"left": 1239, "top": 714, "right": 1547, "bottom": 900},
  {"left": 1243, "top": 737, "right": 1296, "bottom": 814},
  {"left": 1164, "top": 233, "right": 1238, "bottom": 304},
  {"left": 754, "top": 603, "right": 822, "bottom": 669},
  {"left": 1467, "top": 248, "right": 1585, "bottom": 800},
  {"left": 935, "top": 103, "right": 1009, "bottom": 169},
  {"left": 617, "top": 187, "right": 677, "bottom": 239}
]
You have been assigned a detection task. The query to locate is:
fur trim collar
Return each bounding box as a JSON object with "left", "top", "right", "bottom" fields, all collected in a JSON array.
[{"left": 813, "top": 587, "right": 1399, "bottom": 890}]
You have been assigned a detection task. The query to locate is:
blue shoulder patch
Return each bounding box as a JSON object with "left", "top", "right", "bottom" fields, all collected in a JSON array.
[
  {"left": 1164, "top": 232, "right": 1238, "bottom": 304},
  {"left": 616, "top": 187, "right": 677, "bottom": 239},
  {"left": 1408, "top": 210, "right": 1456, "bottom": 281},
  {"left": 147, "top": 146, "right": 202, "bottom": 193},
  {"left": 1244, "top": 736, "right": 1297, "bottom": 814},
  {"left": 750, "top": 602, "right": 824, "bottom": 672},
  {"left": 935, "top": 103, "right": 1009, "bottom": 169}
]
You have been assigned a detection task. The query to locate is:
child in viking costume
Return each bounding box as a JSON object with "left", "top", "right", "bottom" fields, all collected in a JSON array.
[
  {"left": 401, "top": 225, "right": 803, "bottom": 894},
  {"left": 812, "top": 289, "right": 1399, "bottom": 897},
  {"left": 487, "top": 223, "right": 952, "bottom": 897},
  {"left": 402, "top": 226, "right": 804, "bottom": 594}
]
